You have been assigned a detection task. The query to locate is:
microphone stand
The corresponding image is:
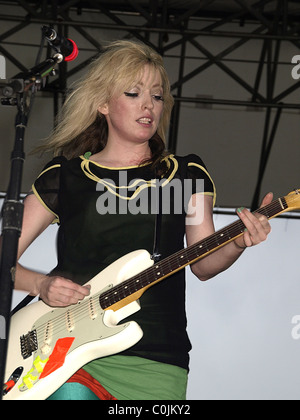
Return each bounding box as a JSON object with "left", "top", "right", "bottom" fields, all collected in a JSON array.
[{"left": 0, "top": 53, "right": 64, "bottom": 400}]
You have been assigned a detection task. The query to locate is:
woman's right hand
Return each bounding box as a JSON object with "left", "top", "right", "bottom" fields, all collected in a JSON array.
[
  {"left": 39, "top": 275, "right": 91, "bottom": 307},
  {"left": 14, "top": 194, "right": 90, "bottom": 307}
]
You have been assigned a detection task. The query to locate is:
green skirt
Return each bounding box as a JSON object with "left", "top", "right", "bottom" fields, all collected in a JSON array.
[{"left": 83, "top": 355, "right": 188, "bottom": 400}]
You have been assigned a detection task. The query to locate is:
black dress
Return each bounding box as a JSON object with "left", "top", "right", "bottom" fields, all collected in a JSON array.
[{"left": 32, "top": 153, "right": 216, "bottom": 370}]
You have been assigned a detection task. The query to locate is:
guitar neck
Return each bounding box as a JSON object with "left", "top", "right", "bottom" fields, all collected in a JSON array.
[{"left": 100, "top": 196, "right": 289, "bottom": 311}]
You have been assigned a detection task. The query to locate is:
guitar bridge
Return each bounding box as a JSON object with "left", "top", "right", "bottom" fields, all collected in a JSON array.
[{"left": 20, "top": 330, "right": 38, "bottom": 359}]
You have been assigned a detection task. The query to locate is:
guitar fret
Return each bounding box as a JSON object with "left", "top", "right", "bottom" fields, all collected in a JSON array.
[
  {"left": 165, "top": 258, "right": 174, "bottom": 274},
  {"left": 258, "top": 206, "right": 269, "bottom": 218},
  {"left": 225, "top": 228, "right": 231, "bottom": 240},
  {"left": 98, "top": 193, "right": 296, "bottom": 311},
  {"left": 143, "top": 269, "right": 152, "bottom": 285},
  {"left": 154, "top": 264, "right": 162, "bottom": 277},
  {"left": 115, "top": 285, "right": 127, "bottom": 300},
  {"left": 176, "top": 253, "right": 188, "bottom": 267},
  {"left": 100, "top": 198, "right": 286, "bottom": 310}
]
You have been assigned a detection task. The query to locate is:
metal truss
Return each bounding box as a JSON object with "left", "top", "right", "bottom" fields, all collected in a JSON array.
[{"left": 0, "top": 0, "right": 300, "bottom": 209}]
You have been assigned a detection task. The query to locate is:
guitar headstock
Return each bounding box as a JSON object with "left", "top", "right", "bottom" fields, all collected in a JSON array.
[{"left": 284, "top": 189, "right": 300, "bottom": 211}]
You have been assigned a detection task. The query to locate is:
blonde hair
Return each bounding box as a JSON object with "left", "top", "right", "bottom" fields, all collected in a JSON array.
[{"left": 39, "top": 40, "right": 174, "bottom": 162}]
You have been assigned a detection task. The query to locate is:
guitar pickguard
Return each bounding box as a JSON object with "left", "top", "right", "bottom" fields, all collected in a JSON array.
[
  {"left": 4, "top": 250, "right": 153, "bottom": 400},
  {"left": 18, "top": 283, "right": 131, "bottom": 392}
]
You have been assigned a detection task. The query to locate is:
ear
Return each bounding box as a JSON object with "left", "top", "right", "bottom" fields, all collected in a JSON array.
[{"left": 98, "top": 103, "right": 109, "bottom": 116}]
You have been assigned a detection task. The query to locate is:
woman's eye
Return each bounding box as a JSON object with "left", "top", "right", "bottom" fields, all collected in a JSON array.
[
  {"left": 124, "top": 92, "right": 139, "bottom": 98},
  {"left": 124, "top": 92, "right": 164, "bottom": 102}
]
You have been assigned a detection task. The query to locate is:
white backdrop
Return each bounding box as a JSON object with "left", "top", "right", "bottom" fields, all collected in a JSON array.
[
  {"left": 187, "top": 212, "right": 300, "bottom": 400},
  {"left": 4, "top": 195, "right": 299, "bottom": 400}
]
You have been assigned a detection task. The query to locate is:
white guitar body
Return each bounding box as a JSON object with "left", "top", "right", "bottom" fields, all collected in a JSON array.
[
  {"left": 4, "top": 189, "right": 300, "bottom": 400},
  {"left": 4, "top": 250, "right": 153, "bottom": 401}
]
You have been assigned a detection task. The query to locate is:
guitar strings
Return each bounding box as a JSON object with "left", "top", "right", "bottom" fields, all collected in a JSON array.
[
  {"left": 103, "top": 193, "right": 300, "bottom": 304},
  {"left": 29, "top": 194, "right": 299, "bottom": 345},
  {"left": 32, "top": 195, "right": 298, "bottom": 343},
  {"left": 31, "top": 199, "right": 276, "bottom": 337},
  {"left": 44, "top": 197, "right": 282, "bottom": 338},
  {"left": 32, "top": 293, "right": 102, "bottom": 339},
  {"left": 100, "top": 198, "right": 287, "bottom": 302},
  {"left": 40, "top": 197, "right": 288, "bottom": 335}
]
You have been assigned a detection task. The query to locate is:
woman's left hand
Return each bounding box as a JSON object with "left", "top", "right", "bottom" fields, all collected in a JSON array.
[{"left": 234, "top": 192, "right": 273, "bottom": 249}]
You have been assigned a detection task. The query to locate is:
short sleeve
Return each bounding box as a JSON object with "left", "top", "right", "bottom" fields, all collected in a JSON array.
[
  {"left": 32, "top": 157, "right": 66, "bottom": 224},
  {"left": 185, "top": 154, "right": 217, "bottom": 206}
]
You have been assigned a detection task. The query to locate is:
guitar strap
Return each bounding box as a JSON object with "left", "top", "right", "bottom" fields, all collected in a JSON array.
[
  {"left": 10, "top": 293, "right": 36, "bottom": 316},
  {"left": 151, "top": 177, "right": 163, "bottom": 263}
]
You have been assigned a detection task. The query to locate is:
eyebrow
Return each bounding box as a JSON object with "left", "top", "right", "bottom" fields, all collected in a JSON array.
[{"left": 134, "top": 82, "right": 163, "bottom": 90}]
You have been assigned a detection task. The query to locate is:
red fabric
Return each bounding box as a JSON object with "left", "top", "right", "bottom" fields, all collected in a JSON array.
[
  {"left": 40, "top": 337, "right": 75, "bottom": 379},
  {"left": 67, "top": 369, "right": 117, "bottom": 400}
]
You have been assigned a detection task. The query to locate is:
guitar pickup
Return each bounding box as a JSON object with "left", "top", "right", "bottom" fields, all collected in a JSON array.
[{"left": 20, "top": 330, "right": 38, "bottom": 359}]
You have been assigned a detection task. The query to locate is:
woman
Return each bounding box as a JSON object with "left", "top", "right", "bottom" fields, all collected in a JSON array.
[{"left": 13, "top": 41, "right": 272, "bottom": 400}]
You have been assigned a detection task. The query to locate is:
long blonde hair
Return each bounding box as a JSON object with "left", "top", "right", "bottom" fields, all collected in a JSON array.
[{"left": 39, "top": 40, "right": 174, "bottom": 163}]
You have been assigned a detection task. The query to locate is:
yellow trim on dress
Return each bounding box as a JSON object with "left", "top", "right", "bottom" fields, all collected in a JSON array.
[
  {"left": 32, "top": 164, "right": 61, "bottom": 224},
  {"left": 80, "top": 155, "right": 151, "bottom": 170},
  {"left": 188, "top": 162, "right": 217, "bottom": 207},
  {"left": 79, "top": 154, "right": 179, "bottom": 201},
  {"left": 36, "top": 164, "right": 61, "bottom": 179}
]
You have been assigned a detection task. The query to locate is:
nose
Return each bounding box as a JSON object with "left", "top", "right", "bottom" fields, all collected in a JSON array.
[{"left": 142, "top": 93, "right": 154, "bottom": 110}]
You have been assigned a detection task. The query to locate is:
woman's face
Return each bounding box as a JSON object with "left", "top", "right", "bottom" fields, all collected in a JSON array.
[{"left": 99, "top": 65, "right": 164, "bottom": 146}]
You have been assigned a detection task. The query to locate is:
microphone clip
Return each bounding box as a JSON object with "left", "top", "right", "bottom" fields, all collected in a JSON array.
[
  {"left": 0, "top": 26, "right": 78, "bottom": 104},
  {"left": 42, "top": 26, "right": 79, "bottom": 62}
]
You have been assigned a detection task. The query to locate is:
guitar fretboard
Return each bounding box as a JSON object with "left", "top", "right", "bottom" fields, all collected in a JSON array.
[{"left": 99, "top": 197, "right": 288, "bottom": 310}]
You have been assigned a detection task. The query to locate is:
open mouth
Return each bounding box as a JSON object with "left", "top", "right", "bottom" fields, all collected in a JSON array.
[{"left": 137, "top": 117, "right": 153, "bottom": 125}]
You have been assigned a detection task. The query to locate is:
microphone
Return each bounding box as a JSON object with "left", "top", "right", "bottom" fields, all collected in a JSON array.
[{"left": 42, "top": 26, "right": 79, "bottom": 62}]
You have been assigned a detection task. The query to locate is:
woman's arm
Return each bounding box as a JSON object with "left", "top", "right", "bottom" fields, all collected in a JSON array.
[
  {"left": 1, "top": 194, "right": 90, "bottom": 307},
  {"left": 185, "top": 193, "right": 273, "bottom": 281}
]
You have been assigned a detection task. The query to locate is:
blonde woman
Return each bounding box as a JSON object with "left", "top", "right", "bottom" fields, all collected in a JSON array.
[{"left": 12, "top": 41, "right": 272, "bottom": 400}]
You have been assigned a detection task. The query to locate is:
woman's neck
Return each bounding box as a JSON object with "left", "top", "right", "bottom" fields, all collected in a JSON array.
[{"left": 92, "top": 139, "right": 152, "bottom": 167}]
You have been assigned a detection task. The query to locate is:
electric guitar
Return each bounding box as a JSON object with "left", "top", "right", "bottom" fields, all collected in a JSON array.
[{"left": 3, "top": 189, "right": 300, "bottom": 400}]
